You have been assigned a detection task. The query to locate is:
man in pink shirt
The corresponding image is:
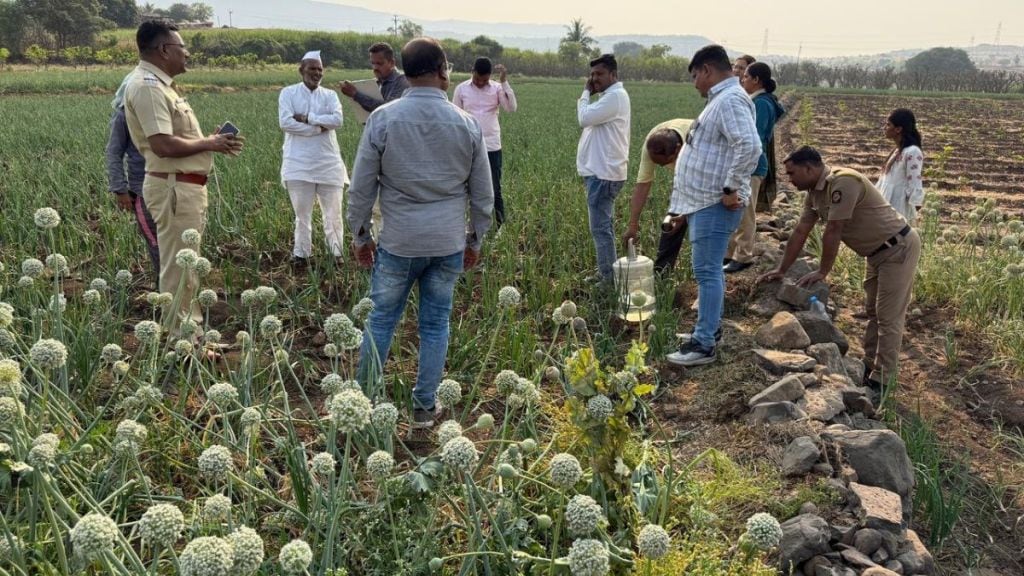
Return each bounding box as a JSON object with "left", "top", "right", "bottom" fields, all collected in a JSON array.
[{"left": 453, "top": 57, "right": 517, "bottom": 227}]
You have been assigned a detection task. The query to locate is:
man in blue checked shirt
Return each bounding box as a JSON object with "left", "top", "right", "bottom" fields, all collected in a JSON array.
[{"left": 665, "top": 44, "right": 761, "bottom": 367}]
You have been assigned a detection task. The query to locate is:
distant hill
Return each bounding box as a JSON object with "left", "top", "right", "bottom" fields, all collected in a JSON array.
[{"left": 762, "top": 44, "right": 1024, "bottom": 71}]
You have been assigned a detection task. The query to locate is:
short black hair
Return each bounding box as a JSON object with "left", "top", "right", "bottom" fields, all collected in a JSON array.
[
  {"left": 737, "top": 54, "right": 756, "bottom": 66},
  {"left": 369, "top": 42, "right": 395, "bottom": 61},
  {"left": 401, "top": 37, "right": 447, "bottom": 78},
  {"left": 589, "top": 53, "right": 617, "bottom": 73},
  {"left": 136, "top": 20, "right": 179, "bottom": 53},
  {"left": 646, "top": 128, "right": 682, "bottom": 157},
  {"left": 783, "top": 146, "right": 824, "bottom": 167},
  {"left": 688, "top": 44, "right": 731, "bottom": 73},
  {"left": 473, "top": 57, "right": 492, "bottom": 75}
]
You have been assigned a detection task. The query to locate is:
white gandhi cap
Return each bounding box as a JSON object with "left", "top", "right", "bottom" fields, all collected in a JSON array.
[{"left": 301, "top": 50, "right": 322, "bottom": 63}]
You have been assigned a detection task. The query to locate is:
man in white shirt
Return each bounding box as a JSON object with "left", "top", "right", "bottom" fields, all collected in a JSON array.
[
  {"left": 278, "top": 51, "right": 348, "bottom": 267},
  {"left": 453, "top": 57, "right": 517, "bottom": 227},
  {"left": 577, "top": 53, "right": 631, "bottom": 283}
]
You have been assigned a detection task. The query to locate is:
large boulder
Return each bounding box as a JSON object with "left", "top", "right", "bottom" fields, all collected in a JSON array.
[
  {"left": 793, "top": 311, "right": 850, "bottom": 355},
  {"left": 782, "top": 436, "right": 820, "bottom": 477},
  {"left": 807, "top": 343, "right": 848, "bottom": 379},
  {"left": 779, "top": 514, "right": 831, "bottom": 573},
  {"left": 753, "top": 349, "right": 817, "bottom": 375},
  {"left": 801, "top": 386, "right": 846, "bottom": 422},
  {"left": 824, "top": 429, "right": 915, "bottom": 500},
  {"left": 755, "top": 312, "right": 811, "bottom": 349},
  {"left": 853, "top": 528, "right": 883, "bottom": 556},
  {"left": 896, "top": 529, "right": 936, "bottom": 575},
  {"left": 849, "top": 483, "right": 903, "bottom": 532},
  {"left": 749, "top": 374, "right": 807, "bottom": 406}
]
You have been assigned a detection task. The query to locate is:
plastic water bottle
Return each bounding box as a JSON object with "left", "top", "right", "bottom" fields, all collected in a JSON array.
[{"left": 808, "top": 296, "right": 828, "bottom": 320}]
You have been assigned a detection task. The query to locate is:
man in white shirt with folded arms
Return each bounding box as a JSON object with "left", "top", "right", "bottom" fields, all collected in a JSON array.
[{"left": 278, "top": 50, "right": 349, "bottom": 268}]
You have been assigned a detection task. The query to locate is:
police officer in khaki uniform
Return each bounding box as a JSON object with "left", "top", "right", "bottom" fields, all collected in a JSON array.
[
  {"left": 758, "top": 146, "right": 921, "bottom": 388},
  {"left": 124, "top": 21, "right": 244, "bottom": 337}
]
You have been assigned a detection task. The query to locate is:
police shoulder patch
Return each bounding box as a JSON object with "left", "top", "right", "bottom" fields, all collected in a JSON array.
[{"left": 831, "top": 190, "right": 842, "bottom": 204}]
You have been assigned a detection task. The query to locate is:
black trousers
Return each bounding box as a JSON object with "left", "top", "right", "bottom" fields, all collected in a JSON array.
[
  {"left": 487, "top": 149, "right": 504, "bottom": 225},
  {"left": 654, "top": 216, "right": 688, "bottom": 274}
]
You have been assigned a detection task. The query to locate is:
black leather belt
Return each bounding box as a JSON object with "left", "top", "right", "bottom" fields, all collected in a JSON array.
[{"left": 868, "top": 225, "right": 911, "bottom": 257}]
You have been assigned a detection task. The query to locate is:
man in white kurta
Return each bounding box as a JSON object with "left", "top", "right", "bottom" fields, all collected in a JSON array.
[{"left": 279, "top": 51, "right": 349, "bottom": 264}]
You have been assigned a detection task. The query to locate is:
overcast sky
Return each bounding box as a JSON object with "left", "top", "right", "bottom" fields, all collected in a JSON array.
[{"left": 329, "top": 0, "right": 1022, "bottom": 57}]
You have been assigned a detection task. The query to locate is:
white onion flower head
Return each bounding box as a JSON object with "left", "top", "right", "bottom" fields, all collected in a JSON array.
[
  {"left": 203, "top": 494, "right": 232, "bottom": 523},
  {"left": 565, "top": 495, "right": 604, "bottom": 537},
  {"left": 494, "top": 369, "right": 520, "bottom": 396},
  {"left": 90, "top": 277, "right": 108, "bottom": 292},
  {"left": 0, "top": 397, "right": 24, "bottom": 427},
  {"left": 586, "top": 394, "right": 613, "bottom": 420},
  {"left": 71, "top": 514, "right": 119, "bottom": 559},
  {"left": 115, "top": 419, "right": 147, "bottom": 444},
  {"left": 745, "top": 512, "right": 782, "bottom": 551},
  {"left": 551, "top": 307, "right": 569, "bottom": 325},
  {"left": 0, "top": 328, "right": 14, "bottom": 351},
  {"left": 139, "top": 503, "right": 185, "bottom": 547},
  {"left": 0, "top": 358, "right": 22, "bottom": 397},
  {"left": 135, "top": 384, "right": 163, "bottom": 406},
  {"left": 254, "top": 286, "right": 276, "bottom": 306},
  {"left": 278, "top": 539, "right": 313, "bottom": 574},
  {"left": 0, "top": 534, "right": 21, "bottom": 558},
  {"left": 475, "top": 412, "right": 494, "bottom": 430},
  {"left": 441, "top": 436, "right": 479, "bottom": 473},
  {"left": 198, "top": 289, "right": 217, "bottom": 308},
  {"left": 226, "top": 526, "right": 264, "bottom": 576},
  {"left": 195, "top": 257, "right": 212, "bottom": 277},
  {"left": 29, "top": 338, "right": 67, "bottom": 370},
  {"left": 49, "top": 293, "right": 66, "bottom": 313},
  {"left": 203, "top": 329, "right": 222, "bottom": 345},
  {"left": 324, "top": 312, "right": 354, "bottom": 340},
  {"left": 0, "top": 303, "right": 13, "bottom": 329},
  {"left": 198, "top": 445, "right": 234, "bottom": 482},
  {"left": 309, "top": 452, "right": 335, "bottom": 477},
  {"left": 28, "top": 442, "right": 57, "bottom": 468},
  {"left": 352, "top": 297, "right": 374, "bottom": 320},
  {"left": 134, "top": 320, "right": 161, "bottom": 344},
  {"left": 34, "top": 207, "right": 61, "bottom": 229},
  {"left": 114, "top": 269, "right": 133, "bottom": 286},
  {"left": 497, "top": 285, "right": 521, "bottom": 308},
  {"left": 637, "top": 524, "right": 671, "bottom": 559},
  {"left": 17, "top": 275, "right": 34, "bottom": 288},
  {"left": 274, "top": 349, "right": 289, "bottom": 364},
  {"left": 33, "top": 432, "right": 59, "bottom": 449},
  {"left": 559, "top": 300, "right": 577, "bottom": 318},
  {"left": 240, "top": 289, "right": 258, "bottom": 308},
  {"left": 371, "top": 402, "right": 398, "bottom": 432},
  {"left": 22, "top": 258, "right": 44, "bottom": 278},
  {"left": 181, "top": 228, "right": 202, "bottom": 247},
  {"left": 174, "top": 339, "right": 194, "bottom": 357},
  {"left": 112, "top": 360, "right": 131, "bottom": 378},
  {"left": 322, "top": 343, "right": 339, "bottom": 358},
  {"left": 207, "top": 382, "right": 238, "bottom": 410},
  {"left": 82, "top": 289, "right": 101, "bottom": 306},
  {"left": 259, "top": 315, "right": 282, "bottom": 337},
  {"left": 319, "top": 373, "right": 346, "bottom": 395},
  {"left": 435, "top": 420, "right": 463, "bottom": 447},
  {"left": 240, "top": 407, "right": 261, "bottom": 430},
  {"left": 365, "top": 450, "right": 394, "bottom": 480},
  {"left": 568, "top": 539, "right": 609, "bottom": 576},
  {"left": 180, "top": 536, "right": 234, "bottom": 576},
  {"left": 497, "top": 445, "right": 523, "bottom": 470},
  {"left": 328, "top": 389, "right": 372, "bottom": 433},
  {"left": 235, "top": 331, "right": 251, "bottom": 347},
  {"left": 175, "top": 248, "right": 199, "bottom": 270},
  {"left": 436, "top": 378, "right": 462, "bottom": 408},
  {"left": 550, "top": 453, "right": 583, "bottom": 488}
]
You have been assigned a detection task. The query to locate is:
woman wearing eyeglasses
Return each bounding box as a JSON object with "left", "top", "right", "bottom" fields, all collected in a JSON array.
[{"left": 876, "top": 108, "right": 924, "bottom": 225}]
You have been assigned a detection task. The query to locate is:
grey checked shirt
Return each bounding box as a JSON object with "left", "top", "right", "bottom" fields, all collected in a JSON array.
[{"left": 670, "top": 76, "right": 761, "bottom": 216}]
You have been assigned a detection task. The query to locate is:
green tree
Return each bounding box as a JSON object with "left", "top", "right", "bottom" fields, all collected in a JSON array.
[
  {"left": 188, "top": 2, "right": 213, "bottom": 21},
  {"left": 562, "top": 18, "right": 595, "bottom": 53},
  {"left": 387, "top": 18, "right": 422, "bottom": 39},
  {"left": 0, "top": 1, "right": 28, "bottom": 55},
  {"left": 165, "top": 3, "right": 192, "bottom": 21},
  {"left": 612, "top": 41, "right": 644, "bottom": 58},
  {"left": 24, "top": 43, "right": 49, "bottom": 67},
  {"left": 645, "top": 43, "right": 671, "bottom": 58},
  {"left": 905, "top": 47, "right": 977, "bottom": 75},
  {"left": 98, "top": 0, "right": 137, "bottom": 27},
  {"left": 21, "top": 0, "right": 110, "bottom": 49},
  {"left": 0, "top": 47, "right": 9, "bottom": 69}
]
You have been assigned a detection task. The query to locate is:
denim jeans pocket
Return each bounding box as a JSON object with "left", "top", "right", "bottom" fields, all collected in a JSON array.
[{"left": 374, "top": 249, "right": 412, "bottom": 286}]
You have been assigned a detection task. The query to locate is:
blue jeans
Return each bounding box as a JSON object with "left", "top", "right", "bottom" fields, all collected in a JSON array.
[
  {"left": 688, "top": 202, "right": 743, "bottom": 348},
  {"left": 584, "top": 176, "right": 625, "bottom": 279},
  {"left": 357, "top": 248, "right": 463, "bottom": 410}
]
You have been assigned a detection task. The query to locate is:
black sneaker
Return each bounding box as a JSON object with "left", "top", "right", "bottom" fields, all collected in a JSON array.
[
  {"left": 665, "top": 340, "right": 717, "bottom": 367},
  {"left": 675, "top": 328, "right": 723, "bottom": 344},
  {"left": 411, "top": 406, "right": 437, "bottom": 429},
  {"left": 723, "top": 260, "right": 754, "bottom": 274}
]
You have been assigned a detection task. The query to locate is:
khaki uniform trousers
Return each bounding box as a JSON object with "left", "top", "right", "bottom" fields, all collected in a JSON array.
[
  {"left": 863, "top": 228, "right": 921, "bottom": 385},
  {"left": 143, "top": 174, "right": 207, "bottom": 338},
  {"left": 726, "top": 175, "right": 763, "bottom": 263}
]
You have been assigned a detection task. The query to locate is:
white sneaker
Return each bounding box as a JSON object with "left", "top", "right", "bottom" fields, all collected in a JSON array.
[{"left": 665, "top": 341, "right": 717, "bottom": 367}]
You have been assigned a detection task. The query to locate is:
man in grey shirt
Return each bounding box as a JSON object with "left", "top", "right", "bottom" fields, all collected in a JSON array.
[
  {"left": 340, "top": 42, "right": 410, "bottom": 113},
  {"left": 348, "top": 37, "right": 493, "bottom": 428}
]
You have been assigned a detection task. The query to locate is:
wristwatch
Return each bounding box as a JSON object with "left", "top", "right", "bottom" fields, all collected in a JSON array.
[{"left": 722, "top": 187, "right": 737, "bottom": 195}]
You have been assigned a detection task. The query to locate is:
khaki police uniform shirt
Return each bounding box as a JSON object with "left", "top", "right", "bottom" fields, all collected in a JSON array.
[
  {"left": 801, "top": 165, "right": 908, "bottom": 257},
  {"left": 124, "top": 61, "right": 213, "bottom": 175},
  {"left": 636, "top": 118, "right": 692, "bottom": 184}
]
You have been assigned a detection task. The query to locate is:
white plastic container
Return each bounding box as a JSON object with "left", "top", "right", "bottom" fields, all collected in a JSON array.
[{"left": 613, "top": 240, "right": 656, "bottom": 322}]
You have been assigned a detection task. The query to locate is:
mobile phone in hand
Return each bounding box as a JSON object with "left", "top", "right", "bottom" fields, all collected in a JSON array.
[{"left": 218, "top": 121, "right": 240, "bottom": 136}]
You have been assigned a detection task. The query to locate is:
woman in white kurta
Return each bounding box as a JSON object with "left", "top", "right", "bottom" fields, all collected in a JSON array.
[{"left": 876, "top": 108, "right": 924, "bottom": 225}]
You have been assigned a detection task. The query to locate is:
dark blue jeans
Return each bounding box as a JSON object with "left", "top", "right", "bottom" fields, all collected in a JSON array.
[
  {"left": 488, "top": 149, "right": 504, "bottom": 225},
  {"left": 357, "top": 248, "right": 463, "bottom": 410},
  {"left": 584, "top": 176, "right": 625, "bottom": 279}
]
